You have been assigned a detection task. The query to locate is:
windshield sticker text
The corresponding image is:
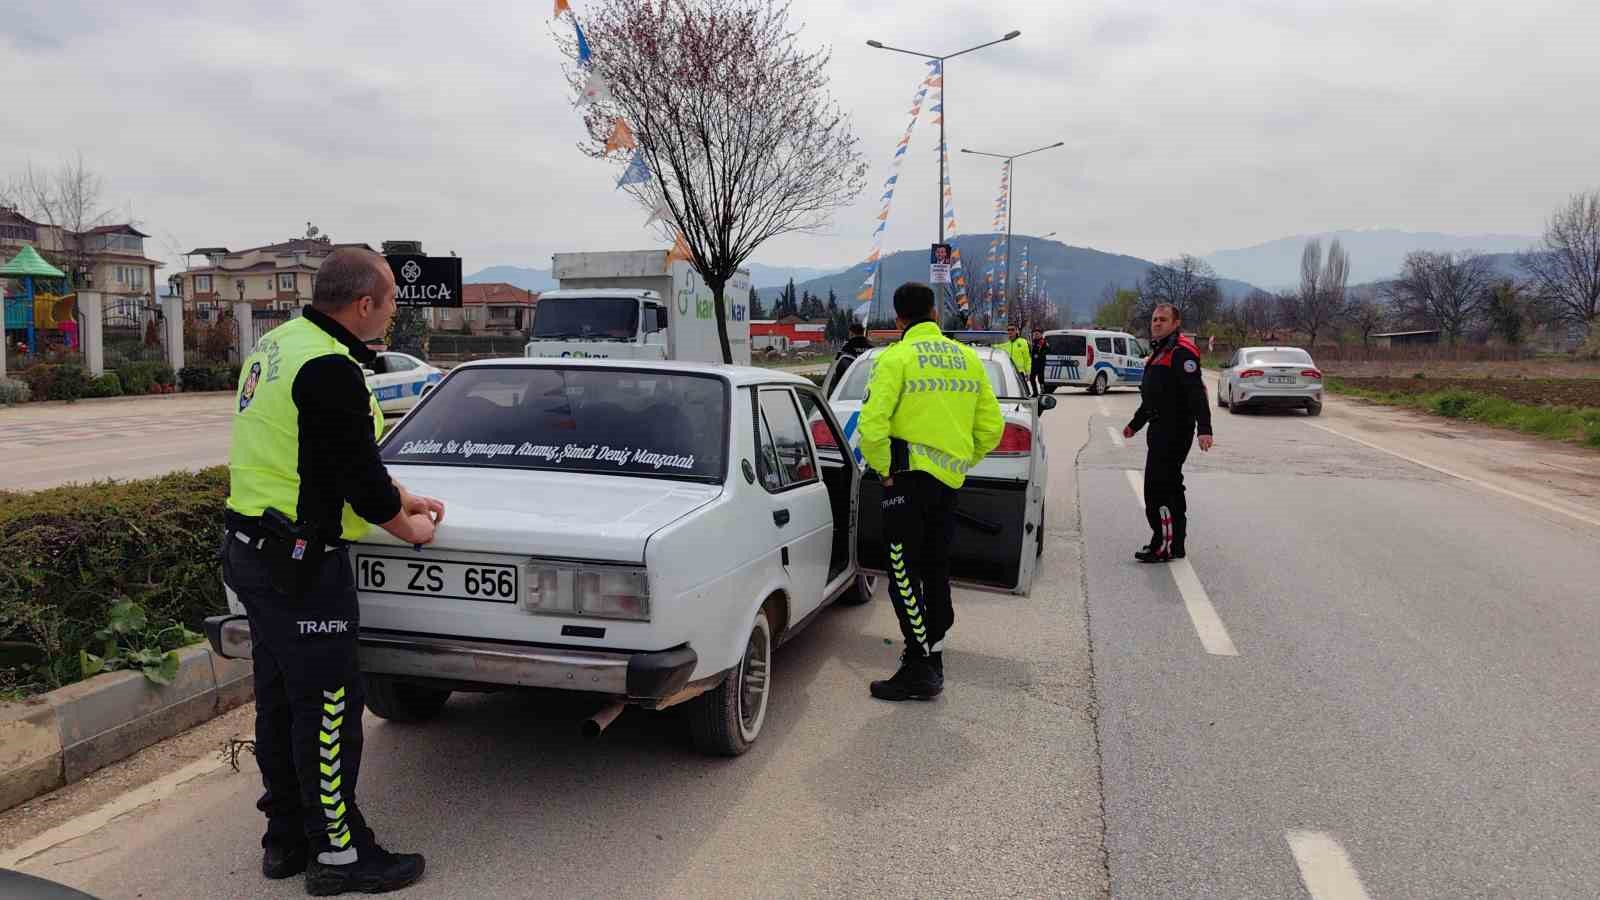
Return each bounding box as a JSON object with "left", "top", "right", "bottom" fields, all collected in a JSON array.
[{"left": 396, "top": 439, "right": 696, "bottom": 470}]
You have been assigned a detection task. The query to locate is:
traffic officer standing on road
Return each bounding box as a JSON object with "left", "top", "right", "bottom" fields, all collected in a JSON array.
[
  {"left": 858, "top": 283, "right": 1004, "bottom": 701},
  {"left": 222, "top": 248, "right": 443, "bottom": 895},
  {"left": 1005, "top": 324, "right": 1032, "bottom": 381},
  {"left": 1030, "top": 327, "right": 1048, "bottom": 395},
  {"left": 1123, "top": 303, "right": 1213, "bottom": 562}
]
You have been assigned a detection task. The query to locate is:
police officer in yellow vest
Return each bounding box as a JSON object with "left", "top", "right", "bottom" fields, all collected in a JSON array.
[
  {"left": 859, "top": 283, "right": 1005, "bottom": 701},
  {"left": 1005, "top": 324, "right": 1032, "bottom": 379},
  {"left": 222, "top": 248, "right": 442, "bottom": 895}
]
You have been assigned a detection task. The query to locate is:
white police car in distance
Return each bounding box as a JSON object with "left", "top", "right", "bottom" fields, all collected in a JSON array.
[{"left": 363, "top": 352, "right": 444, "bottom": 414}]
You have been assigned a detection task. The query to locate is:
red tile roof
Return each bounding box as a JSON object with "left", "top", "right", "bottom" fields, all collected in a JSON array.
[{"left": 462, "top": 283, "right": 537, "bottom": 305}]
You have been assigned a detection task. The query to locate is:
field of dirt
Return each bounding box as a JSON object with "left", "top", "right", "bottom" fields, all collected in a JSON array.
[
  {"left": 1324, "top": 358, "right": 1600, "bottom": 380},
  {"left": 1335, "top": 375, "right": 1600, "bottom": 407}
]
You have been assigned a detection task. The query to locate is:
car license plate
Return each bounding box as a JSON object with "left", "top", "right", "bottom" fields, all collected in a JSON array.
[
  {"left": 356, "top": 554, "right": 519, "bottom": 603},
  {"left": 1268, "top": 375, "right": 1296, "bottom": 384}
]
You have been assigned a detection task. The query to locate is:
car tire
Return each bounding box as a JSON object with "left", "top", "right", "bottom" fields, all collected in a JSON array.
[
  {"left": 1091, "top": 372, "right": 1108, "bottom": 395},
  {"left": 688, "top": 608, "right": 772, "bottom": 756},
  {"left": 1045, "top": 386, "right": 1058, "bottom": 394},
  {"left": 1228, "top": 396, "right": 1244, "bottom": 415},
  {"left": 1218, "top": 385, "right": 1229, "bottom": 407},
  {"left": 1307, "top": 400, "right": 1323, "bottom": 417},
  {"left": 836, "top": 572, "right": 873, "bottom": 606},
  {"left": 365, "top": 675, "right": 450, "bottom": 723}
]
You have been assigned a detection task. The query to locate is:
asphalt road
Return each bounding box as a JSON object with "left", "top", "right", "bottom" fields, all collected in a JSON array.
[
  {"left": 6, "top": 376, "right": 1600, "bottom": 898},
  {"left": 0, "top": 394, "right": 235, "bottom": 491}
]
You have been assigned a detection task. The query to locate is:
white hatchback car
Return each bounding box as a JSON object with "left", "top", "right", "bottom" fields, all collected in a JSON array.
[
  {"left": 363, "top": 351, "right": 444, "bottom": 414},
  {"left": 1218, "top": 346, "right": 1325, "bottom": 415},
  {"left": 211, "top": 359, "right": 885, "bottom": 756},
  {"left": 824, "top": 343, "right": 1054, "bottom": 595}
]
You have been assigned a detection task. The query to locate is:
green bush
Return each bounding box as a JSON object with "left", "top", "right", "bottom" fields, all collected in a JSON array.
[
  {"left": 0, "top": 378, "right": 29, "bottom": 405},
  {"left": 0, "top": 468, "right": 230, "bottom": 694},
  {"left": 115, "top": 360, "right": 175, "bottom": 395},
  {"left": 19, "top": 364, "right": 59, "bottom": 400},
  {"left": 85, "top": 372, "right": 123, "bottom": 398},
  {"left": 1430, "top": 391, "right": 1475, "bottom": 418},
  {"left": 178, "top": 364, "right": 241, "bottom": 392}
]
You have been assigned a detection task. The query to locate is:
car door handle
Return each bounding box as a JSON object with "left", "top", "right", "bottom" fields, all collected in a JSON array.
[{"left": 773, "top": 509, "right": 790, "bottom": 527}]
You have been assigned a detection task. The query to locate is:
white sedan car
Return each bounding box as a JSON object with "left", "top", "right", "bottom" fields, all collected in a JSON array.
[
  {"left": 1218, "top": 346, "right": 1325, "bottom": 416},
  {"left": 824, "top": 343, "right": 1053, "bottom": 596},
  {"left": 210, "top": 359, "right": 885, "bottom": 756},
  {"left": 363, "top": 351, "right": 444, "bottom": 414}
]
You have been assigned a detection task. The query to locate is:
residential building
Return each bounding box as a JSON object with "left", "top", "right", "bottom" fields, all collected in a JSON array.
[
  {"left": 0, "top": 208, "right": 165, "bottom": 324},
  {"left": 174, "top": 236, "right": 374, "bottom": 320},
  {"left": 428, "top": 283, "right": 538, "bottom": 334}
]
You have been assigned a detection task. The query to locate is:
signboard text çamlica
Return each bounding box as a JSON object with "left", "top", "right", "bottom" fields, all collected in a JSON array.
[{"left": 385, "top": 255, "right": 464, "bottom": 308}]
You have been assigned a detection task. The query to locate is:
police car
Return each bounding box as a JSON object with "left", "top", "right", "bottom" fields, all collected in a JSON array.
[
  {"left": 362, "top": 351, "right": 444, "bottom": 414},
  {"left": 1038, "top": 328, "right": 1147, "bottom": 394},
  {"left": 824, "top": 343, "right": 1053, "bottom": 596}
]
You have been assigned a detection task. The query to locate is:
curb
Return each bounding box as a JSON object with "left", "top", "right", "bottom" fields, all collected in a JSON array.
[
  {"left": 0, "top": 641, "right": 253, "bottom": 813},
  {"left": 0, "top": 389, "right": 234, "bottom": 412}
]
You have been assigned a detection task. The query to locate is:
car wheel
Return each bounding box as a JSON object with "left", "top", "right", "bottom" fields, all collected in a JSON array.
[
  {"left": 836, "top": 572, "right": 873, "bottom": 606},
  {"left": 1228, "top": 394, "right": 1243, "bottom": 415},
  {"left": 365, "top": 675, "right": 450, "bottom": 723},
  {"left": 688, "top": 607, "right": 772, "bottom": 756},
  {"left": 1218, "top": 384, "right": 1229, "bottom": 407},
  {"left": 1045, "top": 386, "right": 1057, "bottom": 395},
  {"left": 1091, "top": 372, "right": 1108, "bottom": 395},
  {"left": 1307, "top": 399, "right": 1323, "bottom": 417}
]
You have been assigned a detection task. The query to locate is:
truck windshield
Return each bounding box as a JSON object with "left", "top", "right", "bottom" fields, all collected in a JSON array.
[
  {"left": 531, "top": 297, "right": 638, "bottom": 340},
  {"left": 383, "top": 367, "right": 728, "bottom": 483}
]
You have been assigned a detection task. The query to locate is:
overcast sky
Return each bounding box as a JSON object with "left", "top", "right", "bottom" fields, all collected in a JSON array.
[{"left": 4, "top": 0, "right": 1598, "bottom": 281}]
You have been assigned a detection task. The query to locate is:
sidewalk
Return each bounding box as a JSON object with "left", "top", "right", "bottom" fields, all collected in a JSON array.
[{"left": 0, "top": 393, "right": 235, "bottom": 491}]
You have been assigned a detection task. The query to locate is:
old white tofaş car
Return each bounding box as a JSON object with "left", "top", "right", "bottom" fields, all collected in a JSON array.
[
  {"left": 210, "top": 358, "right": 885, "bottom": 756},
  {"left": 823, "top": 342, "right": 1054, "bottom": 596},
  {"left": 363, "top": 351, "right": 444, "bottom": 415}
]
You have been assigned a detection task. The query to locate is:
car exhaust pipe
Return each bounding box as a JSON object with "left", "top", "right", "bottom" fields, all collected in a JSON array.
[{"left": 581, "top": 701, "right": 626, "bottom": 739}]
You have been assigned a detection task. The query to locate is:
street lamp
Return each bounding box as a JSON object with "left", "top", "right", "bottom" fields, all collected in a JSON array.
[
  {"left": 960, "top": 142, "right": 1064, "bottom": 321},
  {"left": 867, "top": 30, "right": 1021, "bottom": 319}
]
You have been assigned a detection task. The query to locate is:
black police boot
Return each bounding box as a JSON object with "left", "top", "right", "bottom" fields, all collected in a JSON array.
[
  {"left": 869, "top": 653, "right": 942, "bottom": 702},
  {"left": 1134, "top": 541, "right": 1184, "bottom": 563},
  {"left": 263, "top": 843, "right": 308, "bottom": 880},
  {"left": 931, "top": 651, "right": 944, "bottom": 676},
  {"left": 305, "top": 844, "right": 425, "bottom": 896}
]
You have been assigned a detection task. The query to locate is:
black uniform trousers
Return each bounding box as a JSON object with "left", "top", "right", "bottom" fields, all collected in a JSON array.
[
  {"left": 222, "top": 535, "right": 374, "bottom": 861},
  {"left": 881, "top": 471, "right": 958, "bottom": 657},
  {"left": 1143, "top": 421, "right": 1195, "bottom": 554}
]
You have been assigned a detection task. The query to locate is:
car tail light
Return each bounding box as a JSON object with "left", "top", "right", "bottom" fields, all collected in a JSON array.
[
  {"left": 1239, "top": 369, "right": 1265, "bottom": 379},
  {"left": 1301, "top": 369, "right": 1322, "bottom": 380},
  {"left": 524, "top": 563, "right": 650, "bottom": 621},
  {"left": 989, "top": 422, "right": 1032, "bottom": 457},
  {"left": 810, "top": 418, "right": 837, "bottom": 449},
  {"left": 1086, "top": 345, "right": 1095, "bottom": 367}
]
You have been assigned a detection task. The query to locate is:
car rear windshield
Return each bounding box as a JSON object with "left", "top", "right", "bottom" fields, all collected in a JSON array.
[
  {"left": 833, "top": 355, "right": 1018, "bottom": 400},
  {"left": 530, "top": 297, "right": 638, "bottom": 340},
  {"left": 1045, "top": 334, "right": 1088, "bottom": 356},
  {"left": 1244, "top": 349, "right": 1313, "bottom": 365},
  {"left": 383, "top": 367, "right": 727, "bottom": 482}
]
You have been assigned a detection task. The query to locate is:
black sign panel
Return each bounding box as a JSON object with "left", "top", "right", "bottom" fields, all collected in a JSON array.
[{"left": 385, "top": 254, "right": 462, "bottom": 308}]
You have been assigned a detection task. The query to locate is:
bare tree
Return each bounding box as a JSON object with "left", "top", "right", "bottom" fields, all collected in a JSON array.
[
  {"left": 1384, "top": 251, "right": 1497, "bottom": 344},
  {"left": 1345, "top": 288, "right": 1390, "bottom": 349},
  {"left": 1299, "top": 238, "right": 1322, "bottom": 319},
  {"left": 1518, "top": 190, "right": 1600, "bottom": 337},
  {"left": 1139, "top": 254, "right": 1221, "bottom": 328},
  {"left": 561, "top": 0, "right": 867, "bottom": 363},
  {"left": 6, "top": 154, "right": 115, "bottom": 285},
  {"left": 1239, "top": 289, "right": 1276, "bottom": 340},
  {"left": 1281, "top": 237, "right": 1348, "bottom": 346}
]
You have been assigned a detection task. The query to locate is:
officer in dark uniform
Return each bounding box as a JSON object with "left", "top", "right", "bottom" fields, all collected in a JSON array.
[
  {"left": 828, "top": 321, "right": 874, "bottom": 389},
  {"left": 1029, "top": 327, "right": 1048, "bottom": 395},
  {"left": 1123, "top": 303, "right": 1214, "bottom": 562},
  {"left": 223, "top": 247, "right": 443, "bottom": 894}
]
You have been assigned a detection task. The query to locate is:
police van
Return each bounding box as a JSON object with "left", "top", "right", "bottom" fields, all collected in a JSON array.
[{"left": 1038, "top": 328, "right": 1148, "bottom": 394}]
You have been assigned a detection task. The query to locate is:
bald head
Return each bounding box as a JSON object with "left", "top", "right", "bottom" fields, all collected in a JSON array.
[{"left": 313, "top": 248, "right": 391, "bottom": 312}]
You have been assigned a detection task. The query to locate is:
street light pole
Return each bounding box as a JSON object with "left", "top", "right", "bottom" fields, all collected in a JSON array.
[
  {"left": 867, "top": 31, "right": 1020, "bottom": 321},
  {"left": 961, "top": 142, "right": 1064, "bottom": 323}
]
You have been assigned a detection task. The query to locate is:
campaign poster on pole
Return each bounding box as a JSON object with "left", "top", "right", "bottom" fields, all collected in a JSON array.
[{"left": 929, "top": 243, "right": 953, "bottom": 285}]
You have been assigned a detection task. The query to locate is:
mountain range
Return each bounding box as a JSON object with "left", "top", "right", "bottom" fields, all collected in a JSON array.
[
  {"left": 467, "top": 262, "right": 832, "bottom": 291},
  {"left": 1203, "top": 229, "right": 1539, "bottom": 290}
]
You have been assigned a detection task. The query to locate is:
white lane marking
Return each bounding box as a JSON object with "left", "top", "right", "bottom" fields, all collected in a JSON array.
[
  {"left": 1122, "top": 470, "right": 1239, "bottom": 656},
  {"left": 0, "top": 755, "right": 230, "bottom": 868},
  {"left": 1287, "top": 830, "right": 1373, "bottom": 900},
  {"left": 1107, "top": 426, "right": 1125, "bottom": 447},
  {"left": 1306, "top": 421, "right": 1600, "bottom": 529},
  {"left": 1096, "top": 398, "right": 1112, "bottom": 416}
]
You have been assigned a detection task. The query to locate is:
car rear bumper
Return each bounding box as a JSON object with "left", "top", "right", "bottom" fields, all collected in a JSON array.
[
  {"left": 204, "top": 615, "right": 698, "bottom": 701},
  {"left": 1234, "top": 389, "right": 1321, "bottom": 407}
]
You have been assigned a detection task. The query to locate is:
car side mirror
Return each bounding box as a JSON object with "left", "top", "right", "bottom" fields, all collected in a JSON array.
[
  {"left": 656, "top": 307, "right": 669, "bottom": 330},
  {"left": 1039, "top": 394, "right": 1057, "bottom": 413},
  {"left": 361, "top": 367, "right": 375, "bottom": 378}
]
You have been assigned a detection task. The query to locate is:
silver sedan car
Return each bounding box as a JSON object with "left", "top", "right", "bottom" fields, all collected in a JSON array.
[{"left": 1217, "top": 346, "right": 1324, "bottom": 416}]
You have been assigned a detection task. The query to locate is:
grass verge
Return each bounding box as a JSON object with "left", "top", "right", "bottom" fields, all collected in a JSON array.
[{"left": 1326, "top": 377, "right": 1600, "bottom": 449}]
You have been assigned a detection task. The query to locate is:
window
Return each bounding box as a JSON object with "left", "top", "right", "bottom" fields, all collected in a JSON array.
[
  {"left": 1113, "top": 337, "right": 1129, "bottom": 355},
  {"left": 1095, "top": 337, "right": 1114, "bottom": 353},
  {"left": 383, "top": 367, "right": 728, "bottom": 483},
  {"left": 531, "top": 297, "right": 638, "bottom": 339},
  {"left": 755, "top": 389, "right": 817, "bottom": 491},
  {"left": 382, "top": 354, "right": 417, "bottom": 373},
  {"left": 278, "top": 273, "right": 295, "bottom": 291},
  {"left": 1045, "top": 333, "right": 1087, "bottom": 356},
  {"left": 1243, "top": 348, "right": 1313, "bottom": 366},
  {"left": 489, "top": 307, "right": 514, "bottom": 321},
  {"left": 195, "top": 275, "right": 212, "bottom": 292},
  {"left": 794, "top": 389, "right": 846, "bottom": 465},
  {"left": 833, "top": 353, "right": 1018, "bottom": 401}
]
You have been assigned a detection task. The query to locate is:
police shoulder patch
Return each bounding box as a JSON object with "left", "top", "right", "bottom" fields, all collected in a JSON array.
[
  {"left": 1183, "top": 359, "right": 1198, "bottom": 373},
  {"left": 238, "top": 361, "right": 263, "bottom": 412}
]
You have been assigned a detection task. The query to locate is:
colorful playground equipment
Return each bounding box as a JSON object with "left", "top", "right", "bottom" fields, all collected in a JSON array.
[{"left": 1, "top": 245, "right": 73, "bottom": 354}]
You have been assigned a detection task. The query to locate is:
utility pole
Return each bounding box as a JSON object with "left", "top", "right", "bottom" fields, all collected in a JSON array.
[{"left": 961, "top": 143, "right": 1063, "bottom": 324}]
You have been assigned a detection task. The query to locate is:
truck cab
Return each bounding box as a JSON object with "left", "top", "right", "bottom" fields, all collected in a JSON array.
[{"left": 524, "top": 289, "right": 670, "bottom": 362}]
